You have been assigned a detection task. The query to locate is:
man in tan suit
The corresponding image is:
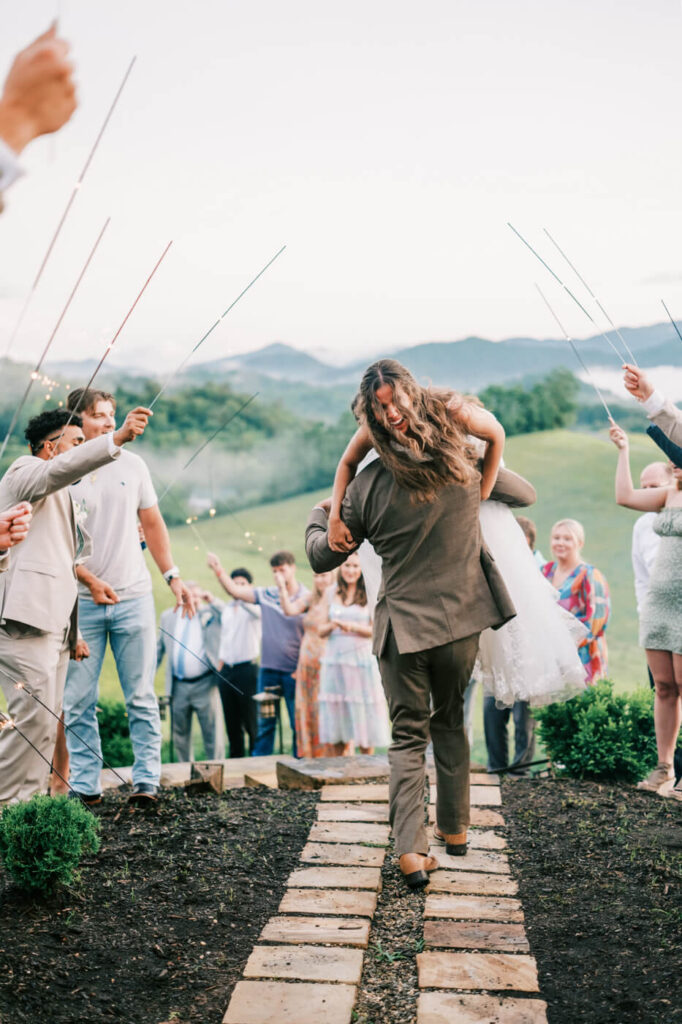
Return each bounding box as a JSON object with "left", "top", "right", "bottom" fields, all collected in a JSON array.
[
  {"left": 306, "top": 458, "right": 535, "bottom": 887},
  {"left": 0, "top": 404, "right": 150, "bottom": 803}
]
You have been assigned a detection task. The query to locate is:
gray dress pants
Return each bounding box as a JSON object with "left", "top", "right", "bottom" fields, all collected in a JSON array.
[
  {"left": 171, "top": 671, "right": 222, "bottom": 763},
  {"left": 378, "top": 627, "right": 480, "bottom": 858}
]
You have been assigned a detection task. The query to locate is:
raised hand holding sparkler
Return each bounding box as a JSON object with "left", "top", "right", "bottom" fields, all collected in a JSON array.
[
  {"left": 622, "top": 363, "right": 653, "bottom": 403},
  {"left": 0, "top": 501, "right": 32, "bottom": 549}
]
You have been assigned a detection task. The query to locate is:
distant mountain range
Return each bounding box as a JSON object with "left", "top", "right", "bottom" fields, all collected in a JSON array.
[{"left": 36, "top": 319, "right": 682, "bottom": 422}]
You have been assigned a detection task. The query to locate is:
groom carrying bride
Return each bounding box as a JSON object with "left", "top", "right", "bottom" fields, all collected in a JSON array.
[{"left": 305, "top": 360, "right": 536, "bottom": 888}]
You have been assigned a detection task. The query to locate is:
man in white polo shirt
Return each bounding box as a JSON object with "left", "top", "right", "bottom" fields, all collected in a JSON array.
[{"left": 62, "top": 388, "right": 195, "bottom": 804}]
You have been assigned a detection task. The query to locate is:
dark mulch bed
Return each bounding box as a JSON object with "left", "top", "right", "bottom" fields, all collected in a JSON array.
[
  {"left": 0, "top": 787, "right": 318, "bottom": 1024},
  {"left": 502, "top": 777, "right": 682, "bottom": 1024}
]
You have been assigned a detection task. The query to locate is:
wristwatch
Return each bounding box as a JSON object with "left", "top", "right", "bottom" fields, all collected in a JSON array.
[{"left": 163, "top": 566, "right": 180, "bottom": 585}]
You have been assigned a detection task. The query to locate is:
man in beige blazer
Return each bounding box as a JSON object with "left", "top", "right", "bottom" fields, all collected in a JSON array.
[
  {"left": 306, "top": 460, "right": 535, "bottom": 887},
  {"left": 623, "top": 363, "right": 682, "bottom": 443},
  {"left": 0, "top": 404, "right": 150, "bottom": 804}
]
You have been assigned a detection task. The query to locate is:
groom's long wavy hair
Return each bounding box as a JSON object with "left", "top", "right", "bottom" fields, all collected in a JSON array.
[{"left": 354, "top": 359, "right": 480, "bottom": 503}]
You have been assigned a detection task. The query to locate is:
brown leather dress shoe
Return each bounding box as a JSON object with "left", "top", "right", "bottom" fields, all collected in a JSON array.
[
  {"left": 399, "top": 852, "right": 439, "bottom": 889},
  {"left": 433, "top": 825, "right": 468, "bottom": 856}
]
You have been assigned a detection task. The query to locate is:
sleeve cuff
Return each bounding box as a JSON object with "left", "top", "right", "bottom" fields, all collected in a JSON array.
[
  {"left": 641, "top": 390, "right": 666, "bottom": 417},
  {"left": 0, "top": 138, "right": 24, "bottom": 190},
  {"left": 106, "top": 432, "right": 122, "bottom": 457}
]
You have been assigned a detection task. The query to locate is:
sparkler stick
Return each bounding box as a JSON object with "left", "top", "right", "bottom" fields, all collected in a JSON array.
[
  {"left": 543, "top": 228, "right": 638, "bottom": 365},
  {"left": 64, "top": 240, "right": 172, "bottom": 427},
  {"left": 158, "top": 627, "right": 245, "bottom": 697},
  {"left": 0, "top": 710, "right": 75, "bottom": 796},
  {"left": 148, "top": 245, "right": 286, "bottom": 410},
  {"left": 661, "top": 299, "right": 682, "bottom": 347},
  {"left": 535, "top": 284, "right": 614, "bottom": 421},
  {"left": 7, "top": 677, "right": 129, "bottom": 786},
  {"left": 0, "top": 217, "right": 110, "bottom": 462},
  {"left": 508, "top": 223, "right": 624, "bottom": 366},
  {"left": 158, "top": 393, "right": 258, "bottom": 500},
  {"left": 4, "top": 57, "right": 136, "bottom": 358}
]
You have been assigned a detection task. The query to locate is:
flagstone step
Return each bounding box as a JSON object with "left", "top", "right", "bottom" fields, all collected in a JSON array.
[
  {"left": 260, "top": 915, "right": 371, "bottom": 947},
  {"left": 224, "top": 980, "right": 357, "bottom": 1024},
  {"left": 427, "top": 871, "right": 518, "bottom": 897},
  {"left": 280, "top": 888, "right": 378, "bottom": 918},
  {"left": 465, "top": 829, "right": 507, "bottom": 850},
  {"left": 244, "top": 944, "right": 364, "bottom": 984},
  {"left": 417, "top": 992, "right": 548, "bottom": 1024},
  {"left": 244, "top": 771, "right": 279, "bottom": 789},
  {"left": 309, "top": 821, "right": 390, "bottom": 845},
  {"left": 469, "top": 773, "right": 501, "bottom": 785},
  {"left": 287, "top": 866, "right": 383, "bottom": 890},
  {"left": 317, "top": 802, "right": 390, "bottom": 823},
  {"left": 424, "top": 894, "right": 523, "bottom": 922},
  {"left": 428, "top": 848, "right": 510, "bottom": 874},
  {"left": 424, "top": 920, "right": 530, "bottom": 952},
  {"left": 301, "top": 842, "right": 386, "bottom": 868},
  {"left": 417, "top": 951, "right": 540, "bottom": 992},
  {"left": 277, "top": 755, "right": 389, "bottom": 790}
]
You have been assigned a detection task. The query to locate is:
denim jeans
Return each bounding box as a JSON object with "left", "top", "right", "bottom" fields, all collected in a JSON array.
[
  {"left": 252, "top": 666, "right": 297, "bottom": 758},
  {"left": 483, "top": 696, "right": 535, "bottom": 775},
  {"left": 63, "top": 593, "right": 161, "bottom": 792}
]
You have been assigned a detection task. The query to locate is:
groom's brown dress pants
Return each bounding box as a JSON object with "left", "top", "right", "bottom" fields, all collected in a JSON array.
[{"left": 378, "top": 626, "right": 480, "bottom": 857}]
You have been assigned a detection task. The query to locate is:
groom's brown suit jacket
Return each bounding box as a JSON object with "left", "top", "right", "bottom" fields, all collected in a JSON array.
[{"left": 306, "top": 464, "right": 536, "bottom": 657}]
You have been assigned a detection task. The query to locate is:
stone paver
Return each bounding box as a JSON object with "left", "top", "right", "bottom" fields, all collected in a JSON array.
[
  {"left": 470, "top": 773, "right": 500, "bottom": 785},
  {"left": 417, "top": 951, "right": 540, "bottom": 992},
  {"left": 260, "top": 915, "right": 370, "bottom": 947},
  {"left": 287, "top": 866, "right": 382, "bottom": 890},
  {"left": 280, "top": 888, "right": 378, "bottom": 918},
  {"left": 277, "top": 755, "right": 388, "bottom": 790},
  {"left": 429, "top": 805, "right": 506, "bottom": 828},
  {"left": 424, "top": 894, "right": 523, "bottom": 922},
  {"left": 224, "top": 980, "right": 357, "bottom": 1024},
  {"left": 301, "top": 842, "right": 386, "bottom": 867},
  {"left": 428, "top": 847, "right": 510, "bottom": 874},
  {"left": 320, "top": 784, "right": 389, "bottom": 802},
  {"left": 244, "top": 771, "right": 279, "bottom": 788},
  {"left": 309, "top": 821, "right": 391, "bottom": 845},
  {"left": 427, "top": 870, "right": 518, "bottom": 896},
  {"left": 430, "top": 785, "right": 501, "bottom": 806},
  {"left": 424, "top": 920, "right": 530, "bottom": 952},
  {"left": 244, "top": 944, "right": 364, "bottom": 984},
  {"left": 465, "top": 829, "right": 507, "bottom": 850},
  {"left": 417, "top": 992, "right": 548, "bottom": 1024},
  {"left": 317, "top": 802, "right": 389, "bottom": 822}
]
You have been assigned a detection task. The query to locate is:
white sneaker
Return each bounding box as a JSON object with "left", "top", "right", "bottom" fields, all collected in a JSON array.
[{"left": 637, "top": 764, "right": 675, "bottom": 795}]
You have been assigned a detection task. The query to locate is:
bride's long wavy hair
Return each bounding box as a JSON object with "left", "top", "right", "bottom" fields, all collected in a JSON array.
[{"left": 354, "top": 359, "right": 480, "bottom": 502}]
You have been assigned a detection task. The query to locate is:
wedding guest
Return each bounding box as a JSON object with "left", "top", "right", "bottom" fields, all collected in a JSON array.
[
  {"left": 217, "top": 568, "right": 261, "bottom": 758},
  {"left": 0, "top": 405, "right": 149, "bottom": 804},
  {"left": 0, "top": 24, "right": 77, "bottom": 209},
  {"left": 542, "top": 519, "right": 610, "bottom": 683},
  {"left": 622, "top": 364, "right": 682, "bottom": 444},
  {"left": 208, "top": 550, "right": 309, "bottom": 757},
  {"left": 610, "top": 424, "right": 682, "bottom": 800},
  {"left": 157, "top": 583, "right": 224, "bottom": 763},
  {"left": 318, "top": 553, "right": 390, "bottom": 755},
  {"left": 63, "top": 388, "right": 195, "bottom": 806},
  {"left": 278, "top": 569, "right": 345, "bottom": 758},
  {"left": 632, "top": 463, "right": 673, "bottom": 619},
  {"left": 515, "top": 514, "right": 545, "bottom": 569}
]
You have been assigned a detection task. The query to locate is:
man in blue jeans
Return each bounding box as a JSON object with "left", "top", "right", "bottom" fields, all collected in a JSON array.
[
  {"left": 62, "top": 388, "right": 195, "bottom": 805},
  {"left": 208, "top": 549, "right": 308, "bottom": 757}
]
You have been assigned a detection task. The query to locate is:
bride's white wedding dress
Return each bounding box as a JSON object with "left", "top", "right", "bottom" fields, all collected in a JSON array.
[{"left": 356, "top": 453, "right": 587, "bottom": 708}]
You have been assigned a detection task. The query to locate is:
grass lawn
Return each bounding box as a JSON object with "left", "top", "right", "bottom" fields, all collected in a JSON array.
[{"left": 91, "top": 426, "right": 656, "bottom": 758}]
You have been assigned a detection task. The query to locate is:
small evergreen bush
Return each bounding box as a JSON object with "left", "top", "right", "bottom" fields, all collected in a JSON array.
[
  {"left": 0, "top": 795, "right": 100, "bottom": 894},
  {"left": 97, "top": 699, "right": 133, "bottom": 767},
  {"left": 535, "top": 681, "right": 678, "bottom": 783}
]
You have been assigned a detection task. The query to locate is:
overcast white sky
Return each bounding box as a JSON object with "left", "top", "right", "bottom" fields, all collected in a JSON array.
[{"left": 1, "top": 0, "right": 682, "bottom": 371}]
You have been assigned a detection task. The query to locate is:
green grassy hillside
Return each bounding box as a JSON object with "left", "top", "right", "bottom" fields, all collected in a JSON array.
[{"left": 96, "top": 425, "right": 654, "bottom": 707}]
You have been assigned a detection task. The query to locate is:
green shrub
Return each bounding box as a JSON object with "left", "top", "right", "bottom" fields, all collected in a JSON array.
[
  {"left": 535, "top": 681, "right": 679, "bottom": 783},
  {"left": 97, "top": 699, "right": 133, "bottom": 767},
  {"left": 0, "top": 795, "right": 100, "bottom": 894}
]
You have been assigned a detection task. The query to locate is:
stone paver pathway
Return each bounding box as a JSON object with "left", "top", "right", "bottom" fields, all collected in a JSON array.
[
  {"left": 222, "top": 769, "right": 549, "bottom": 1024},
  {"left": 418, "top": 781, "right": 548, "bottom": 1023}
]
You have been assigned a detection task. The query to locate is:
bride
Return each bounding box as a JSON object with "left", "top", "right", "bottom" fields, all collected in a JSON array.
[{"left": 328, "top": 359, "right": 587, "bottom": 708}]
